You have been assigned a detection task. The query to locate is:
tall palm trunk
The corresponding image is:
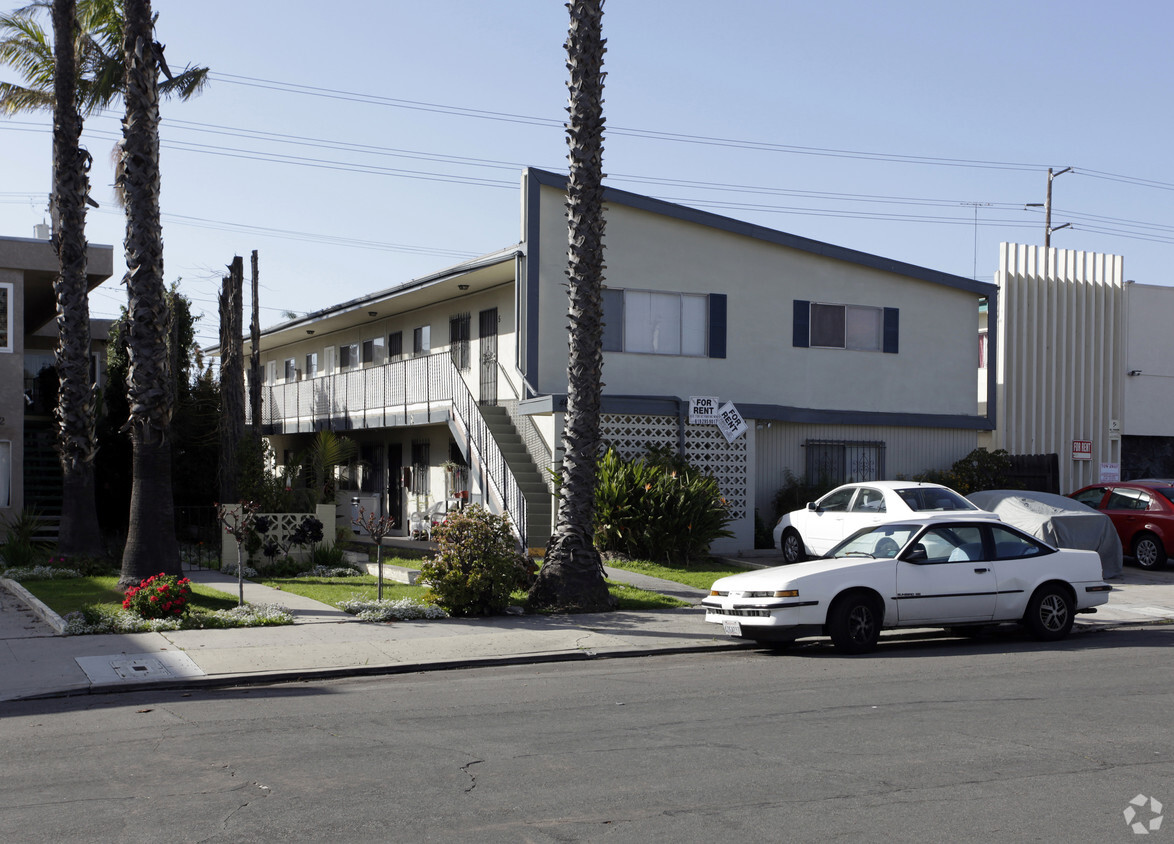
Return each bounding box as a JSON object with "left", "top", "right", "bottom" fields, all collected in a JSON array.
[
  {"left": 117, "top": 0, "right": 177, "bottom": 588},
  {"left": 529, "top": 0, "right": 612, "bottom": 612},
  {"left": 51, "top": 0, "right": 102, "bottom": 556}
]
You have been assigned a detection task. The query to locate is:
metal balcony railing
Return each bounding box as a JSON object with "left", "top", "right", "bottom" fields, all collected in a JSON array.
[{"left": 249, "top": 353, "right": 527, "bottom": 545}]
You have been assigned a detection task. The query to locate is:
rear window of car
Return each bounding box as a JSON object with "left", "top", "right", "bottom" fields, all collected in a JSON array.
[
  {"left": 1158, "top": 489, "right": 1174, "bottom": 505},
  {"left": 896, "top": 488, "right": 977, "bottom": 512}
]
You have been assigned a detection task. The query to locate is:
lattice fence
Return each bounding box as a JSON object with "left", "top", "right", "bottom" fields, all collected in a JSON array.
[{"left": 600, "top": 413, "right": 749, "bottom": 521}]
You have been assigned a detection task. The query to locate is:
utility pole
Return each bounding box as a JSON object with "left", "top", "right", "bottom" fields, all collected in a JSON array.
[
  {"left": 1043, "top": 167, "right": 1072, "bottom": 248},
  {"left": 961, "top": 202, "right": 992, "bottom": 280}
]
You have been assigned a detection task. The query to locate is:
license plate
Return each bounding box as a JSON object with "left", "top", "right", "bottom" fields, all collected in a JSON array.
[{"left": 722, "top": 620, "right": 742, "bottom": 637}]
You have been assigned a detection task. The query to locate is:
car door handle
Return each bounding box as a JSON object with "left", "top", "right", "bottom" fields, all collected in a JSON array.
[{"left": 974, "top": 567, "right": 990, "bottom": 574}]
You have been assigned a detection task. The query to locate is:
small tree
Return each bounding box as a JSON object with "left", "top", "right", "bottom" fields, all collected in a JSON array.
[
  {"left": 217, "top": 500, "right": 268, "bottom": 606},
  {"left": 352, "top": 506, "right": 396, "bottom": 600}
]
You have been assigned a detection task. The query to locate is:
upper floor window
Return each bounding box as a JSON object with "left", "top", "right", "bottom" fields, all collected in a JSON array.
[
  {"left": 978, "top": 330, "right": 988, "bottom": 369},
  {"left": 449, "top": 313, "right": 471, "bottom": 370},
  {"left": 413, "top": 325, "right": 431, "bottom": 357},
  {"left": 340, "top": 342, "right": 359, "bottom": 371},
  {"left": 283, "top": 358, "right": 297, "bottom": 381},
  {"left": 388, "top": 331, "right": 404, "bottom": 362},
  {"left": 794, "top": 300, "right": 899, "bottom": 354},
  {"left": 601, "top": 289, "right": 716, "bottom": 357},
  {"left": 305, "top": 352, "right": 319, "bottom": 378},
  {"left": 0, "top": 283, "right": 12, "bottom": 353},
  {"left": 362, "top": 337, "right": 385, "bottom": 366}
]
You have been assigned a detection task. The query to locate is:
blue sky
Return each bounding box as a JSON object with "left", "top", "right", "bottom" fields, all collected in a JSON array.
[{"left": 2, "top": 0, "right": 1171, "bottom": 351}]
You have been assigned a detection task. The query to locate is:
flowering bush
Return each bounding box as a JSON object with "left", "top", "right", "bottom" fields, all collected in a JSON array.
[
  {"left": 419, "top": 506, "right": 530, "bottom": 616},
  {"left": 63, "top": 603, "right": 294, "bottom": 635},
  {"left": 122, "top": 573, "right": 192, "bottom": 619}
]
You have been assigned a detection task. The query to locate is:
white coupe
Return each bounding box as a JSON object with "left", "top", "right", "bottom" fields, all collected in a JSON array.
[
  {"left": 705, "top": 516, "right": 1112, "bottom": 653},
  {"left": 773, "top": 480, "right": 997, "bottom": 565}
]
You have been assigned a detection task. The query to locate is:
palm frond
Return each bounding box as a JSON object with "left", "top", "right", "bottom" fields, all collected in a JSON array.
[{"left": 0, "top": 80, "right": 53, "bottom": 113}]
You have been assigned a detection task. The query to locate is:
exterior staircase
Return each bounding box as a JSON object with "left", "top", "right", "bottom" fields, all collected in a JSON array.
[{"left": 478, "top": 405, "right": 552, "bottom": 550}]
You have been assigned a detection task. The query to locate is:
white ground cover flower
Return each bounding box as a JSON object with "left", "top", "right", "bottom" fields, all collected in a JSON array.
[
  {"left": 298, "top": 566, "right": 360, "bottom": 578},
  {"left": 336, "top": 596, "right": 448, "bottom": 622},
  {"left": 2, "top": 566, "right": 82, "bottom": 581}
]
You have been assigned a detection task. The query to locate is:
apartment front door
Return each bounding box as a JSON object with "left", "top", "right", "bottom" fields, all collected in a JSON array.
[{"left": 479, "top": 307, "right": 498, "bottom": 406}]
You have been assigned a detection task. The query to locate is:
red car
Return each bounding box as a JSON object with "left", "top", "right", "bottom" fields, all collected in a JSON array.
[{"left": 1069, "top": 481, "right": 1174, "bottom": 570}]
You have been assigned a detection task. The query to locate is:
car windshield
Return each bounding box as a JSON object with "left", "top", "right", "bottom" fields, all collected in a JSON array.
[
  {"left": 829, "top": 524, "right": 920, "bottom": 559},
  {"left": 896, "top": 487, "right": 977, "bottom": 512}
]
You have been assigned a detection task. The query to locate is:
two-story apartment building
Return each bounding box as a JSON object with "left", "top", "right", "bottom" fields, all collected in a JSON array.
[
  {"left": 248, "top": 168, "right": 996, "bottom": 552},
  {"left": 0, "top": 234, "right": 114, "bottom": 520}
]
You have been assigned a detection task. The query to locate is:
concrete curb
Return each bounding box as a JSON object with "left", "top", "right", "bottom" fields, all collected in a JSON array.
[
  {"left": 13, "top": 640, "right": 756, "bottom": 701},
  {"left": 0, "top": 577, "right": 68, "bottom": 634}
]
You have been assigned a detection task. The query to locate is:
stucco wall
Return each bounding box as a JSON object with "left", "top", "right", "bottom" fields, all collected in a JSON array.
[
  {"left": 1123, "top": 282, "right": 1174, "bottom": 438},
  {"left": 531, "top": 181, "right": 982, "bottom": 417}
]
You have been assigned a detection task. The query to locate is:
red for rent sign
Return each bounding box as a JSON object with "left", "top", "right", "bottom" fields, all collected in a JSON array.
[{"left": 1072, "top": 440, "right": 1093, "bottom": 460}]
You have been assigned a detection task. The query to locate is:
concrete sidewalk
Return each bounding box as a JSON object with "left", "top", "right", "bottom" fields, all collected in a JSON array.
[{"left": 2, "top": 564, "right": 1173, "bottom": 703}]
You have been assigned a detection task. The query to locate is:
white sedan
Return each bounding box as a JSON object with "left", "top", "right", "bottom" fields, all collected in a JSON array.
[
  {"left": 773, "top": 480, "right": 996, "bottom": 565},
  {"left": 705, "top": 516, "right": 1111, "bottom": 653}
]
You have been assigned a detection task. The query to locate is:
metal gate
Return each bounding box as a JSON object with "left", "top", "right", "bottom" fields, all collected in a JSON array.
[{"left": 479, "top": 307, "right": 498, "bottom": 406}]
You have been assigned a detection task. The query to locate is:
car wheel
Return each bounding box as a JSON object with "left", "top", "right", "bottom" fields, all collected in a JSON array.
[
  {"left": 1132, "top": 533, "right": 1167, "bottom": 570},
  {"left": 1023, "top": 584, "right": 1075, "bottom": 641},
  {"left": 827, "top": 591, "right": 882, "bottom": 654},
  {"left": 781, "top": 529, "right": 806, "bottom": 565}
]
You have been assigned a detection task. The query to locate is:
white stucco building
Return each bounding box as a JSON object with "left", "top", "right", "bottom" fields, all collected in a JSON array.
[{"left": 246, "top": 168, "right": 995, "bottom": 552}]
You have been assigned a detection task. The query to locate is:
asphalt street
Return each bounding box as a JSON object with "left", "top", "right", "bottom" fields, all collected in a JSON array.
[{"left": 2, "top": 623, "right": 1172, "bottom": 843}]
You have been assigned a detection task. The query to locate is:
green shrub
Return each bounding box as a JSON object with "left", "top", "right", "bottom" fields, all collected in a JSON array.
[
  {"left": 771, "top": 470, "right": 832, "bottom": 523},
  {"left": 593, "top": 447, "right": 733, "bottom": 564},
  {"left": 0, "top": 510, "right": 50, "bottom": 569},
  {"left": 911, "top": 448, "right": 1019, "bottom": 495},
  {"left": 418, "top": 506, "right": 530, "bottom": 616},
  {"left": 754, "top": 509, "right": 774, "bottom": 549}
]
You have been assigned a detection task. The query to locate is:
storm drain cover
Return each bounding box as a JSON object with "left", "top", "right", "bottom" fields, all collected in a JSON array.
[{"left": 76, "top": 652, "right": 205, "bottom": 685}]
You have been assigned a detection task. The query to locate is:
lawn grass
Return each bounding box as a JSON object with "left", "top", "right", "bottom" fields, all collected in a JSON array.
[
  {"left": 21, "top": 576, "right": 243, "bottom": 616},
  {"left": 256, "top": 574, "right": 424, "bottom": 605},
  {"left": 603, "top": 557, "right": 749, "bottom": 591}
]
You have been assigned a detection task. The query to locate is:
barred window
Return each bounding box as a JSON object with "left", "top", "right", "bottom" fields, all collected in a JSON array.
[
  {"left": 411, "top": 439, "right": 430, "bottom": 496},
  {"left": 805, "top": 439, "right": 885, "bottom": 486}
]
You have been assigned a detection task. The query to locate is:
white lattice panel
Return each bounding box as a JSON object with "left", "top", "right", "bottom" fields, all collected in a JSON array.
[{"left": 600, "top": 414, "right": 749, "bottom": 520}]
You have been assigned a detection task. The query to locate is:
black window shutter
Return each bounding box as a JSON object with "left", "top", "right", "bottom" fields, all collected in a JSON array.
[
  {"left": 708, "top": 293, "right": 727, "bottom": 359},
  {"left": 883, "top": 307, "right": 899, "bottom": 354},
  {"left": 793, "top": 300, "right": 810, "bottom": 347}
]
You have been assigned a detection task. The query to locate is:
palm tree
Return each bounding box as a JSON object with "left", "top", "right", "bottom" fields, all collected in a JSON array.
[
  {"left": 528, "top": 0, "right": 613, "bottom": 612},
  {"left": 1, "top": 0, "right": 208, "bottom": 116},
  {"left": 49, "top": 0, "right": 101, "bottom": 555},
  {"left": 1, "top": 0, "right": 206, "bottom": 564},
  {"left": 116, "top": 0, "right": 178, "bottom": 587}
]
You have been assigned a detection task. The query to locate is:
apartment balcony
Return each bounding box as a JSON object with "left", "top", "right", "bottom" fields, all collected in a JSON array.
[{"left": 250, "top": 353, "right": 457, "bottom": 434}]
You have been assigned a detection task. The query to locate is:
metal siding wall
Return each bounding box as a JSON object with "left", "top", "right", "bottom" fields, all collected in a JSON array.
[
  {"left": 992, "top": 244, "right": 1123, "bottom": 495},
  {"left": 752, "top": 422, "right": 978, "bottom": 522}
]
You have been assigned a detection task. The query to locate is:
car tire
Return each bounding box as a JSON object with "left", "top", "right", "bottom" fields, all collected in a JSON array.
[
  {"left": 827, "top": 591, "right": 882, "bottom": 654},
  {"left": 1023, "top": 584, "right": 1075, "bottom": 641},
  {"left": 1132, "top": 533, "right": 1167, "bottom": 570},
  {"left": 781, "top": 529, "right": 806, "bottom": 565}
]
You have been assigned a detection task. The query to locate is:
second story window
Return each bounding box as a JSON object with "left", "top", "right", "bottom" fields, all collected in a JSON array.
[
  {"left": 0, "top": 283, "right": 11, "bottom": 353},
  {"left": 284, "top": 358, "right": 297, "bottom": 381},
  {"left": 388, "top": 331, "right": 403, "bottom": 362},
  {"left": 340, "top": 342, "right": 359, "bottom": 370},
  {"left": 449, "top": 313, "right": 470, "bottom": 370},
  {"left": 305, "top": 352, "right": 319, "bottom": 378},
  {"left": 413, "top": 325, "right": 431, "bottom": 357}
]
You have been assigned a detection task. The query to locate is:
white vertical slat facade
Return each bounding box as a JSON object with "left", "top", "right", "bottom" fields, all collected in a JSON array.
[
  {"left": 990, "top": 243, "right": 1123, "bottom": 494},
  {"left": 753, "top": 422, "right": 979, "bottom": 522}
]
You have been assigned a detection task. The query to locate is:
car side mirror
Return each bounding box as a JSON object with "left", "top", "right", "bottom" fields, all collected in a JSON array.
[
  {"left": 903, "top": 545, "right": 928, "bottom": 563},
  {"left": 806, "top": 501, "right": 818, "bottom": 511}
]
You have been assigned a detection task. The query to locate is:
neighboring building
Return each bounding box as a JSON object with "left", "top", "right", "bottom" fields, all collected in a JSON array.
[
  {"left": 0, "top": 234, "right": 114, "bottom": 519},
  {"left": 246, "top": 168, "right": 995, "bottom": 552},
  {"left": 984, "top": 241, "right": 1174, "bottom": 491}
]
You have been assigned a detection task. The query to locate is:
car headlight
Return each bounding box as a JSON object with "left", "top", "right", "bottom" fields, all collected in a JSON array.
[{"left": 773, "top": 589, "right": 799, "bottom": 598}]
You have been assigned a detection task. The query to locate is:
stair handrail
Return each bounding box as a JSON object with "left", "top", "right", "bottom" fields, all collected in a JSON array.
[{"left": 446, "top": 366, "right": 528, "bottom": 547}]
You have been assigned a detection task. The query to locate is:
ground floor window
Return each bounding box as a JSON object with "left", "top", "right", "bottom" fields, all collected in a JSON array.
[
  {"left": 410, "top": 439, "right": 430, "bottom": 496},
  {"left": 805, "top": 439, "right": 885, "bottom": 486}
]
